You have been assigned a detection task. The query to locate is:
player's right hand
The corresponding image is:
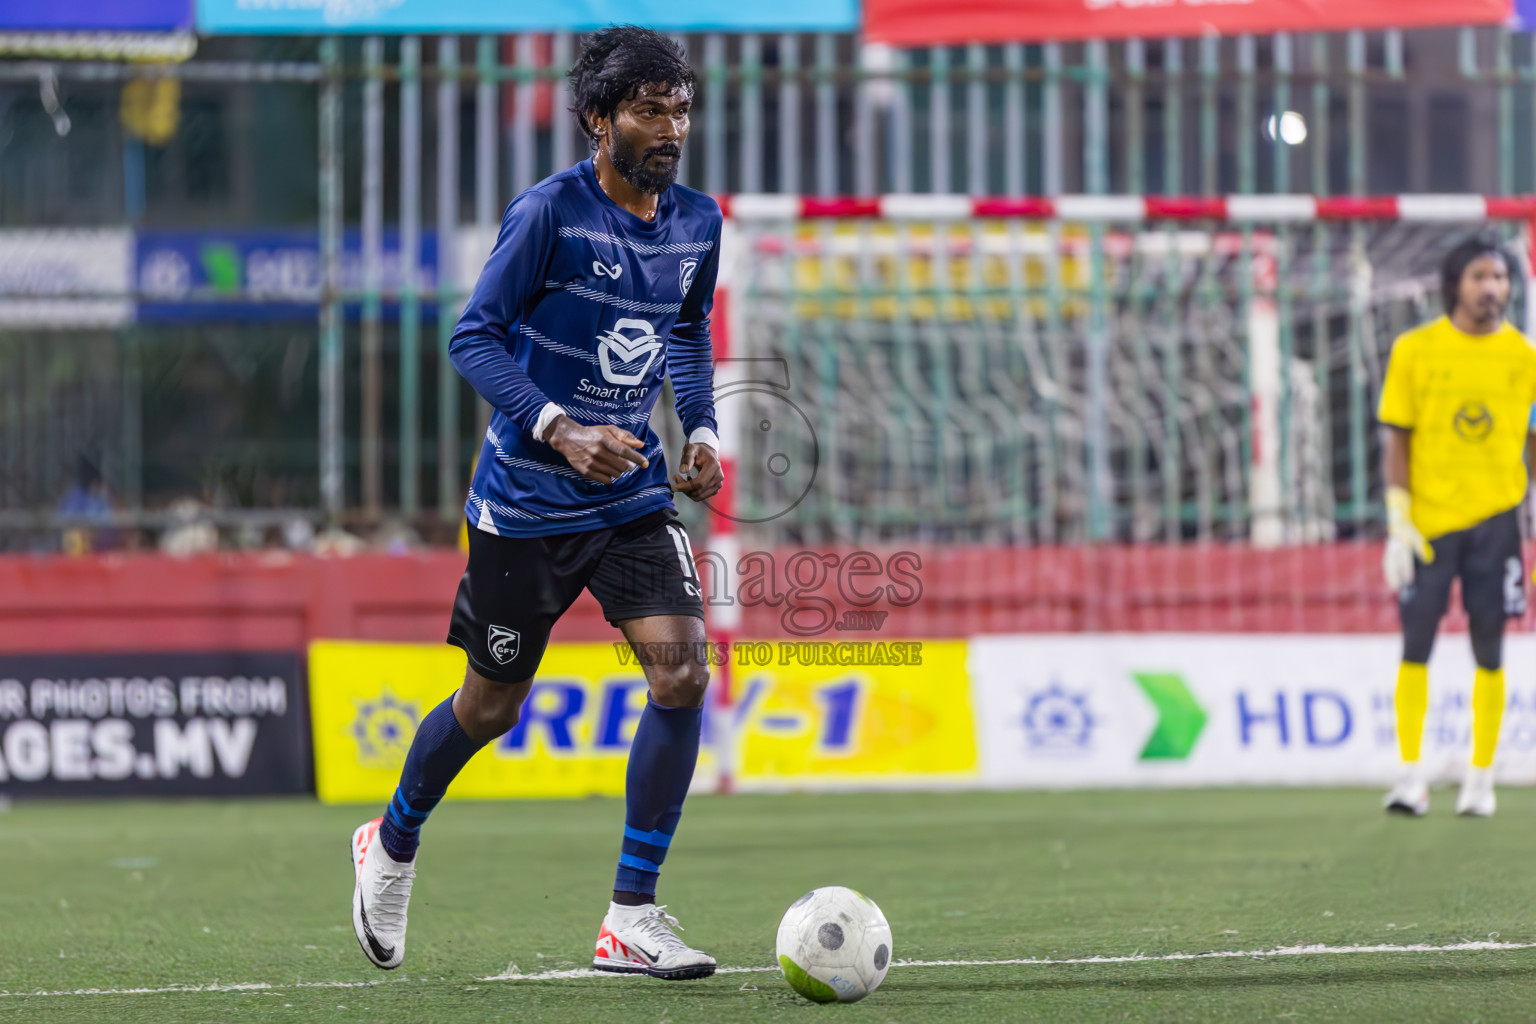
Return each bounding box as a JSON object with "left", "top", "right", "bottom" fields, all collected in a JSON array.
[
  {"left": 1383, "top": 485, "right": 1433, "bottom": 592},
  {"left": 547, "top": 416, "right": 649, "bottom": 484}
]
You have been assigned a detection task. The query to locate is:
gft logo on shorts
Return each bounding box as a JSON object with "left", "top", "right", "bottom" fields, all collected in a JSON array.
[
  {"left": 1453, "top": 401, "right": 1494, "bottom": 441},
  {"left": 488, "top": 625, "right": 521, "bottom": 665}
]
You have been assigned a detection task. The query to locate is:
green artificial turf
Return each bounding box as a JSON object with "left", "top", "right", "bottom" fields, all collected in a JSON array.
[{"left": 3, "top": 788, "right": 1536, "bottom": 1022}]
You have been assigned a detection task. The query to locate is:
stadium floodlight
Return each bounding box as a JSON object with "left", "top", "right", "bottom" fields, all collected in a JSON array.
[{"left": 1266, "top": 111, "right": 1308, "bottom": 146}]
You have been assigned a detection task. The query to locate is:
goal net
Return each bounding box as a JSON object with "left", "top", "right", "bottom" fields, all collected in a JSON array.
[{"left": 717, "top": 198, "right": 1535, "bottom": 550}]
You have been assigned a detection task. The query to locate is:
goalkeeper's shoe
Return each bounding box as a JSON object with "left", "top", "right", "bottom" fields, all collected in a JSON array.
[
  {"left": 1456, "top": 766, "right": 1496, "bottom": 818},
  {"left": 593, "top": 902, "right": 716, "bottom": 980},
  {"left": 351, "top": 817, "right": 415, "bottom": 970},
  {"left": 1383, "top": 774, "right": 1429, "bottom": 816}
]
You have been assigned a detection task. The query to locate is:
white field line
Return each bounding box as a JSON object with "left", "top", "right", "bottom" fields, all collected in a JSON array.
[
  {"left": 479, "top": 940, "right": 1536, "bottom": 981},
  {"left": 0, "top": 979, "right": 410, "bottom": 998},
  {"left": 6, "top": 941, "right": 1536, "bottom": 998}
]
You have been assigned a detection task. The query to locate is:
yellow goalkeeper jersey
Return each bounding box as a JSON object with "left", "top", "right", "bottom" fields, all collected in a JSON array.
[{"left": 1377, "top": 315, "right": 1536, "bottom": 539}]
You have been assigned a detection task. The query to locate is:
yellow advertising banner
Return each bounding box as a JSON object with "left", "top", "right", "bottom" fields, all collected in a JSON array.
[
  {"left": 308, "top": 640, "right": 977, "bottom": 804},
  {"left": 729, "top": 640, "right": 977, "bottom": 789}
]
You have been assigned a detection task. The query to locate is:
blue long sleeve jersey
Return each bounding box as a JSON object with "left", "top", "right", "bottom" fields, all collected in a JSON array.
[{"left": 450, "top": 159, "right": 721, "bottom": 537}]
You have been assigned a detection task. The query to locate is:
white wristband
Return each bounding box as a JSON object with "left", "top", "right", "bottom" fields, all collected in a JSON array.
[
  {"left": 532, "top": 402, "right": 567, "bottom": 443},
  {"left": 687, "top": 426, "right": 720, "bottom": 453}
]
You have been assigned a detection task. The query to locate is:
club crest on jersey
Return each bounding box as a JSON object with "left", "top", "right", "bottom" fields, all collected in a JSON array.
[
  {"left": 1453, "top": 401, "right": 1493, "bottom": 441},
  {"left": 679, "top": 257, "right": 699, "bottom": 295},
  {"left": 597, "top": 317, "right": 664, "bottom": 386},
  {"left": 488, "top": 625, "right": 520, "bottom": 665}
]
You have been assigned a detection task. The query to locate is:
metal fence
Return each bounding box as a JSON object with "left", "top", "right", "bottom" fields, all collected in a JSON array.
[{"left": 2, "top": 27, "right": 1535, "bottom": 550}]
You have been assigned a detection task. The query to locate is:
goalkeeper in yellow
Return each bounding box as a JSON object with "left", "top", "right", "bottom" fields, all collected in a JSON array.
[{"left": 1378, "top": 234, "right": 1536, "bottom": 818}]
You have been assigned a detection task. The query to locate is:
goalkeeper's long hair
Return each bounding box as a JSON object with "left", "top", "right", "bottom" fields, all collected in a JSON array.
[
  {"left": 567, "top": 27, "right": 696, "bottom": 150},
  {"left": 1441, "top": 233, "right": 1510, "bottom": 315}
]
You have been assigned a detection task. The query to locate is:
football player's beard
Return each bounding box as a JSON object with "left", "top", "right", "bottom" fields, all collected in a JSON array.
[{"left": 609, "top": 126, "right": 680, "bottom": 196}]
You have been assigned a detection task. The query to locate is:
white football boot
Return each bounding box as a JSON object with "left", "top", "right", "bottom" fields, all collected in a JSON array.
[
  {"left": 1456, "top": 765, "right": 1496, "bottom": 818},
  {"left": 351, "top": 817, "right": 415, "bottom": 970},
  {"left": 1383, "top": 767, "right": 1429, "bottom": 816},
  {"left": 593, "top": 902, "right": 717, "bottom": 980}
]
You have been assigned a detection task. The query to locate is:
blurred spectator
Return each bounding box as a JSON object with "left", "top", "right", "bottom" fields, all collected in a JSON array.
[
  {"left": 282, "top": 516, "right": 317, "bottom": 552},
  {"left": 314, "top": 527, "right": 366, "bottom": 557},
  {"left": 56, "top": 456, "right": 116, "bottom": 555},
  {"left": 159, "top": 498, "right": 219, "bottom": 556},
  {"left": 372, "top": 519, "right": 422, "bottom": 556},
  {"left": 234, "top": 521, "right": 267, "bottom": 550}
]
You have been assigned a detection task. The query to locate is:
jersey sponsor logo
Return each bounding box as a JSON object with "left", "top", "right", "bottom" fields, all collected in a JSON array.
[
  {"left": 596, "top": 318, "right": 664, "bottom": 386},
  {"left": 679, "top": 257, "right": 699, "bottom": 295},
  {"left": 593, "top": 260, "right": 622, "bottom": 280},
  {"left": 1453, "top": 401, "right": 1494, "bottom": 441},
  {"left": 488, "top": 625, "right": 521, "bottom": 665}
]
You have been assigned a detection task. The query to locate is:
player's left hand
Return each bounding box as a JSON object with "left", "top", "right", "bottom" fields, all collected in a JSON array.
[
  {"left": 672, "top": 442, "right": 723, "bottom": 502},
  {"left": 1384, "top": 485, "right": 1433, "bottom": 592}
]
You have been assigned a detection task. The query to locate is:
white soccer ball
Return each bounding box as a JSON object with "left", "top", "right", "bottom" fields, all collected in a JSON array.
[{"left": 775, "top": 886, "right": 893, "bottom": 1003}]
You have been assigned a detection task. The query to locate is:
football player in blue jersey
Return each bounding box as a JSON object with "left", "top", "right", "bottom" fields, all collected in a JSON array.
[{"left": 350, "top": 26, "right": 724, "bottom": 981}]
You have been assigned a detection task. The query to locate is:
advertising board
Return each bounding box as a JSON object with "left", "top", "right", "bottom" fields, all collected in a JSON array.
[
  {"left": 0, "top": 652, "right": 309, "bottom": 797},
  {"left": 0, "top": 230, "right": 134, "bottom": 329},
  {"left": 864, "top": 0, "right": 1511, "bottom": 44},
  {"left": 970, "top": 634, "right": 1536, "bottom": 788},
  {"left": 2, "top": 1, "right": 192, "bottom": 32},
  {"left": 135, "top": 229, "right": 439, "bottom": 323},
  {"left": 310, "top": 639, "right": 977, "bottom": 802},
  {"left": 197, "top": 0, "right": 855, "bottom": 34}
]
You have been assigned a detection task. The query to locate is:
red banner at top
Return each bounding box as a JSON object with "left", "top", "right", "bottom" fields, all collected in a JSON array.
[{"left": 863, "top": 0, "right": 1512, "bottom": 45}]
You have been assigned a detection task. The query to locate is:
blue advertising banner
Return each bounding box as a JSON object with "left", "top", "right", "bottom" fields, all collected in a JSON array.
[
  {"left": 3, "top": 1, "right": 193, "bottom": 31},
  {"left": 1519, "top": 0, "right": 1536, "bottom": 28},
  {"left": 196, "top": 0, "right": 856, "bottom": 34},
  {"left": 135, "top": 229, "right": 438, "bottom": 323}
]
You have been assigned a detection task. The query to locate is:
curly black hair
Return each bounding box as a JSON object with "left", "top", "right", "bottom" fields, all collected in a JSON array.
[
  {"left": 1441, "top": 232, "right": 1509, "bottom": 315},
  {"left": 567, "top": 27, "right": 696, "bottom": 149}
]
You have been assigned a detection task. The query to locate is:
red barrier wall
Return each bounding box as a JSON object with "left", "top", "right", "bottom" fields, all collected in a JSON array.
[
  {"left": 724, "top": 542, "right": 1496, "bottom": 637},
  {"left": 0, "top": 541, "right": 1505, "bottom": 655},
  {"left": 0, "top": 551, "right": 616, "bottom": 654}
]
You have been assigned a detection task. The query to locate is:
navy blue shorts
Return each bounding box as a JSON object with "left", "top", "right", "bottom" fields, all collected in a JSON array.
[{"left": 446, "top": 509, "right": 704, "bottom": 683}]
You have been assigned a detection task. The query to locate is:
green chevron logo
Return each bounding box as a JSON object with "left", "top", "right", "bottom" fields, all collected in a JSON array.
[
  {"left": 1132, "top": 672, "right": 1207, "bottom": 760},
  {"left": 199, "top": 243, "right": 242, "bottom": 294}
]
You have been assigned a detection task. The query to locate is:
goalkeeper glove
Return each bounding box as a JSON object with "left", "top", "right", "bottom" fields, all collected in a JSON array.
[{"left": 1383, "top": 485, "right": 1433, "bottom": 593}]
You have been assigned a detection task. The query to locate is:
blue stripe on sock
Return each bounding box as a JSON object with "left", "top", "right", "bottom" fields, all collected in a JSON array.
[
  {"left": 618, "top": 852, "right": 661, "bottom": 872},
  {"left": 386, "top": 803, "right": 421, "bottom": 833},
  {"left": 623, "top": 825, "right": 673, "bottom": 847},
  {"left": 392, "top": 790, "right": 429, "bottom": 818}
]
